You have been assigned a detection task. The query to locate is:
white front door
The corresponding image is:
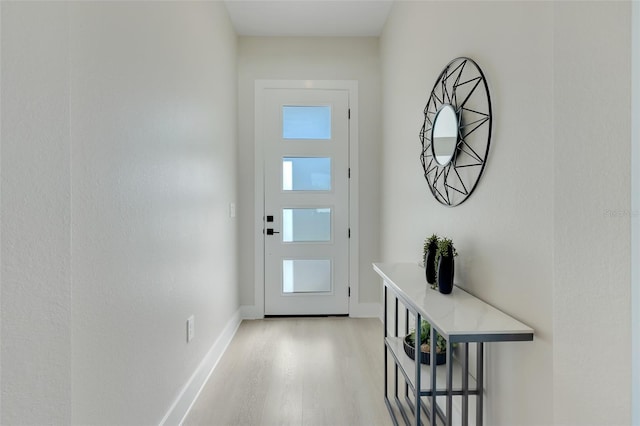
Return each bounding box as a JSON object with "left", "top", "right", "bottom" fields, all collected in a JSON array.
[{"left": 261, "top": 88, "right": 350, "bottom": 315}]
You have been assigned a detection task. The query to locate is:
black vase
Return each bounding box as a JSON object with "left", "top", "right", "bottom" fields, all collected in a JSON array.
[
  {"left": 437, "top": 251, "right": 455, "bottom": 294},
  {"left": 425, "top": 245, "right": 437, "bottom": 285}
]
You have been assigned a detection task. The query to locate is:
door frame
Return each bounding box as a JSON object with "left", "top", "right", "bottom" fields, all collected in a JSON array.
[{"left": 253, "top": 80, "right": 359, "bottom": 318}]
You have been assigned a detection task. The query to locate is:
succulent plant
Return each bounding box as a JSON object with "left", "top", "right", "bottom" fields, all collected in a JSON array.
[
  {"left": 423, "top": 234, "right": 439, "bottom": 256},
  {"left": 406, "top": 319, "right": 449, "bottom": 354},
  {"left": 435, "top": 237, "right": 457, "bottom": 264}
]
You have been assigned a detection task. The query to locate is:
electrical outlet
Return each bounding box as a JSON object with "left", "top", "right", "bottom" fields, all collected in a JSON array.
[
  {"left": 187, "top": 316, "right": 194, "bottom": 342},
  {"left": 229, "top": 202, "right": 236, "bottom": 218}
]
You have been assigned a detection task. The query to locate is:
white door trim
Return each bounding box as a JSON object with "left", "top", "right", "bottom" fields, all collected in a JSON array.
[{"left": 254, "top": 80, "right": 359, "bottom": 318}]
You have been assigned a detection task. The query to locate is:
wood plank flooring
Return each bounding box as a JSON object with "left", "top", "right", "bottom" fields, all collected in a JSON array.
[{"left": 184, "top": 317, "right": 392, "bottom": 426}]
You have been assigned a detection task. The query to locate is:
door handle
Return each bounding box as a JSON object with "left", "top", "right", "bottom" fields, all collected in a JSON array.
[{"left": 266, "top": 228, "right": 280, "bottom": 235}]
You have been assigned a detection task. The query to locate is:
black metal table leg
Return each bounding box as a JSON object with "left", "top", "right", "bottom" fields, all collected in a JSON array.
[
  {"left": 462, "top": 342, "right": 469, "bottom": 426},
  {"left": 415, "top": 313, "right": 422, "bottom": 426},
  {"left": 430, "top": 325, "right": 437, "bottom": 426},
  {"left": 446, "top": 339, "right": 453, "bottom": 426},
  {"left": 476, "top": 342, "right": 484, "bottom": 426}
]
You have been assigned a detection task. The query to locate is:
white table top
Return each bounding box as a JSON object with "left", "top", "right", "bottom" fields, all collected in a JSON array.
[{"left": 373, "top": 262, "right": 534, "bottom": 343}]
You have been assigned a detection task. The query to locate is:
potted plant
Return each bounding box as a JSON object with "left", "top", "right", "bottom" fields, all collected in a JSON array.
[
  {"left": 403, "top": 319, "right": 449, "bottom": 365},
  {"left": 435, "top": 237, "right": 457, "bottom": 294},
  {"left": 423, "top": 234, "right": 439, "bottom": 289}
]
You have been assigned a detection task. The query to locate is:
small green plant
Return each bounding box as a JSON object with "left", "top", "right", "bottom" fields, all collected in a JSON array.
[
  {"left": 423, "top": 234, "right": 440, "bottom": 289},
  {"left": 423, "top": 234, "right": 439, "bottom": 258},
  {"left": 406, "top": 319, "right": 449, "bottom": 354},
  {"left": 435, "top": 237, "right": 457, "bottom": 266}
]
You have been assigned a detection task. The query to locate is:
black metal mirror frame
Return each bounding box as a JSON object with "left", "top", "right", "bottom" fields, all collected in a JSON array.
[{"left": 420, "top": 57, "right": 493, "bottom": 207}]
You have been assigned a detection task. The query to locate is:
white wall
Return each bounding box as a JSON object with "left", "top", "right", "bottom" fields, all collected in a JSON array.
[
  {"left": 633, "top": 2, "right": 640, "bottom": 422},
  {"left": 381, "top": 1, "right": 633, "bottom": 425},
  {"left": 1, "top": 3, "right": 72, "bottom": 423},
  {"left": 1, "top": 2, "right": 239, "bottom": 424},
  {"left": 1, "top": 4, "right": 2, "bottom": 419},
  {"left": 380, "top": 2, "right": 554, "bottom": 424},
  {"left": 553, "top": 2, "right": 631, "bottom": 424},
  {"left": 237, "top": 37, "right": 382, "bottom": 309}
]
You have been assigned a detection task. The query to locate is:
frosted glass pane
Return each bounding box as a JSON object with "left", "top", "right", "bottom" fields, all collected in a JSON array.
[
  {"left": 282, "top": 106, "right": 331, "bottom": 139},
  {"left": 282, "top": 208, "right": 331, "bottom": 242},
  {"left": 283, "top": 260, "right": 331, "bottom": 293},
  {"left": 282, "top": 157, "right": 331, "bottom": 191}
]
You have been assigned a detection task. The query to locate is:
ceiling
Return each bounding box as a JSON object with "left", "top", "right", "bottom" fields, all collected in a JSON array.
[{"left": 223, "top": 0, "right": 394, "bottom": 37}]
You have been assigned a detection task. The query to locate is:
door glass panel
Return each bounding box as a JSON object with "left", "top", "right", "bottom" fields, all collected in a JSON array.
[
  {"left": 282, "top": 157, "right": 331, "bottom": 191},
  {"left": 282, "top": 106, "right": 331, "bottom": 140},
  {"left": 282, "top": 259, "right": 331, "bottom": 293},
  {"left": 282, "top": 208, "right": 331, "bottom": 242}
]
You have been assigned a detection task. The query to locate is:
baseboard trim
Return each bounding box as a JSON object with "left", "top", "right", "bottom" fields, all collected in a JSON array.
[
  {"left": 159, "top": 308, "right": 242, "bottom": 426},
  {"left": 349, "top": 302, "right": 382, "bottom": 319},
  {"left": 240, "top": 304, "right": 263, "bottom": 319}
]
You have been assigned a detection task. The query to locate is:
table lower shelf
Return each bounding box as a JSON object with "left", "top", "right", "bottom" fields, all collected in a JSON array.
[
  {"left": 385, "top": 336, "right": 479, "bottom": 425},
  {"left": 385, "top": 337, "right": 478, "bottom": 395}
]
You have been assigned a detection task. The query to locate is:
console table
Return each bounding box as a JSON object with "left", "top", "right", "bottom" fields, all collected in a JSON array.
[{"left": 373, "top": 263, "right": 534, "bottom": 426}]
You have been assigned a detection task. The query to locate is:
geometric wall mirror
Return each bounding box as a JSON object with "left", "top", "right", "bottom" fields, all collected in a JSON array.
[{"left": 420, "top": 57, "right": 493, "bottom": 206}]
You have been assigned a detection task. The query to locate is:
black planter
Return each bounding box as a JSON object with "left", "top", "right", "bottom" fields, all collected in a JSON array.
[
  {"left": 403, "top": 335, "right": 446, "bottom": 365},
  {"left": 425, "top": 246, "right": 437, "bottom": 285},
  {"left": 437, "top": 252, "right": 455, "bottom": 294}
]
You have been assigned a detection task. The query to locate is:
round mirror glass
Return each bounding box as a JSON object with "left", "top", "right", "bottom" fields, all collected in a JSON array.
[{"left": 431, "top": 104, "right": 459, "bottom": 166}]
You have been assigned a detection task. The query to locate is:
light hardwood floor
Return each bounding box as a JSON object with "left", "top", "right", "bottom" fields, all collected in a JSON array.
[{"left": 184, "top": 317, "right": 393, "bottom": 426}]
